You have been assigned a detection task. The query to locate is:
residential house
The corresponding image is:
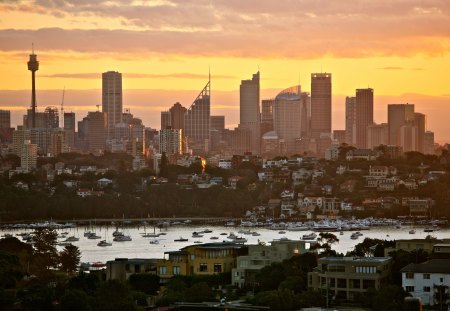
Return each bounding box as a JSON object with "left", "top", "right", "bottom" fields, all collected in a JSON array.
[
  {"left": 106, "top": 258, "right": 161, "bottom": 281},
  {"left": 308, "top": 257, "right": 392, "bottom": 301},
  {"left": 401, "top": 259, "right": 450, "bottom": 306},
  {"left": 346, "top": 149, "right": 380, "bottom": 161},
  {"left": 232, "top": 240, "right": 310, "bottom": 288}
]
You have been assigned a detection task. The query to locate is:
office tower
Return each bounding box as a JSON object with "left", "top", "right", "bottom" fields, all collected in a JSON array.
[
  {"left": 261, "top": 99, "right": 274, "bottom": 135},
  {"left": 44, "top": 106, "right": 59, "bottom": 128},
  {"left": 50, "top": 130, "right": 67, "bottom": 156},
  {"left": 299, "top": 92, "right": 311, "bottom": 137},
  {"left": 161, "top": 111, "right": 171, "bottom": 130},
  {"left": 345, "top": 96, "right": 356, "bottom": 145},
  {"left": 184, "top": 79, "right": 210, "bottom": 154},
  {"left": 355, "top": 88, "right": 374, "bottom": 148},
  {"left": 399, "top": 123, "right": 418, "bottom": 152},
  {"left": 211, "top": 116, "right": 225, "bottom": 132},
  {"left": 261, "top": 131, "right": 280, "bottom": 155},
  {"left": 21, "top": 140, "right": 37, "bottom": 172},
  {"left": 310, "top": 73, "right": 332, "bottom": 139},
  {"left": 239, "top": 71, "right": 260, "bottom": 154},
  {"left": 131, "top": 123, "right": 145, "bottom": 156},
  {"left": 102, "top": 71, "right": 122, "bottom": 139},
  {"left": 27, "top": 46, "right": 39, "bottom": 128},
  {"left": 64, "top": 112, "right": 75, "bottom": 149},
  {"left": 414, "top": 113, "right": 426, "bottom": 153},
  {"left": 159, "top": 128, "right": 182, "bottom": 156},
  {"left": 223, "top": 127, "right": 251, "bottom": 155},
  {"left": 388, "top": 104, "right": 415, "bottom": 146},
  {"left": 78, "top": 111, "right": 107, "bottom": 152},
  {"left": 423, "top": 131, "right": 435, "bottom": 155},
  {"left": 0, "top": 110, "right": 10, "bottom": 128},
  {"left": 169, "top": 102, "right": 187, "bottom": 130},
  {"left": 367, "top": 123, "right": 389, "bottom": 149},
  {"left": 272, "top": 86, "right": 303, "bottom": 154},
  {"left": 13, "top": 126, "right": 30, "bottom": 156},
  {"left": 333, "top": 130, "right": 346, "bottom": 144}
]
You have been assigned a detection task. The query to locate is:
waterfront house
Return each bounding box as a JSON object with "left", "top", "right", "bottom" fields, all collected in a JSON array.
[{"left": 308, "top": 257, "right": 392, "bottom": 301}]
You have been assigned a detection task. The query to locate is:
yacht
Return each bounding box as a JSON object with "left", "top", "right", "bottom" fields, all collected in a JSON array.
[
  {"left": 97, "top": 240, "right": 112, "bottom": 247},
  {"left": 83, "top": 231, "right": 92, "bottom": 237},
  {"left": 252, "top": 232, "right": 261, "bottom": 236},
  {"left": 149, "top": 240, "right": 159, "bottom": 244},
  {"left": 210, "top": 236, "right": 219, "bottom": 240},
  {"left": 409, "top": 229, "right": 416, "bottom": 234},
  {"left": 142, "top": 232, "right": 160, "bottom": 238},
  {"left": 192, "top": 232, "right": 204, "bottom": 238},
  {"left": 302, "top": 233, "right": 317, "bottom": 240},
  {"left": 65, "top": 236, "right": 79, "bottom": 242},
  {"left": 220, "top": 233, "right": 228, "bottom": 236},
  {"left": 113, "top": 235, "right": 132, "bottom": 242},
  {"left": 87, "top": 233, "right": 101, "bottom": 239},
  {"left": 112, "top": 230, "right": 124, "bottom": 237},
  {"left": 234, "top": 237, "right": 247, "bottom": 243},
  {"left": 202, "top": 229, "right": 213, "bottom": 233},
  {"left": 174, "top": 237, "right": 188, "bottom": 242},
  {"left": 350, "top": 233, "right": 359, "bottom": 240},
  {"left": 278, "top": 231, "right": 286, "bottom": 234},
  {"left": 227, "top": 232, "right": 238, "bottom": 240}
]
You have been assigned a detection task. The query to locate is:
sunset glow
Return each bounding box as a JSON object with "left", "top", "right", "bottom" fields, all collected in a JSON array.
[{"left": 1, "top": 0, "right": 450, "bottom": 142}]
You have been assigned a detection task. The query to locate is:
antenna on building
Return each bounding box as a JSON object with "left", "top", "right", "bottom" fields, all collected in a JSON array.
[
  {"left": 32, "top": 42, "right": 34, "bottom": 54},
  {"left": 60, "top": 86, "right": 65, "bottom": 128}
]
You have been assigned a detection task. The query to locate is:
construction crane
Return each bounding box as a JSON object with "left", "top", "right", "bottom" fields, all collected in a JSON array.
[{"left": 60, "top": 86, "right": 65, "bottom": 128}]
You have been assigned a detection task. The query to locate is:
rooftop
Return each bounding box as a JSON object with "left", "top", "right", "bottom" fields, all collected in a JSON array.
[
  {"left": 401, "top": 259, "right": 450, "bottom": 274},
  {"left": 320, "top": 257, "right": 391, "bottom": 263}
]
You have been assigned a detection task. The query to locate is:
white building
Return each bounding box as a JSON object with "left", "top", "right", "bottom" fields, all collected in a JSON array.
[
  {"left": 401, "top": 259, "right": 450, "bottom": 306},
  {"left": 218, "top": 159, "right": 232, "bottom": 169}
]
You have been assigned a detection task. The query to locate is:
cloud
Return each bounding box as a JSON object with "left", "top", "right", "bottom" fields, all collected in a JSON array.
[
  {"left": 377, "top": 67, "right": 424, "bottom": 70},
  {"left": 1, "top": 1, "right": 450, "bottom": 58},
  {"left": 41, "top": 72, "right": 235, "bottom": 79}
]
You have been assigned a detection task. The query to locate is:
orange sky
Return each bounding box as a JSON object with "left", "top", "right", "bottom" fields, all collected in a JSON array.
[{"left": 0, "top": 0, "right": 450, "bottom": 142}]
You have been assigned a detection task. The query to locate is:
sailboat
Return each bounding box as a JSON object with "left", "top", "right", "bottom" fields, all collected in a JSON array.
[
  {"left": 142, "top": 223, "right": 160, "bottom": 238},
  {"left": 113, "top": 215, "right": 132, "bottom": 242}
]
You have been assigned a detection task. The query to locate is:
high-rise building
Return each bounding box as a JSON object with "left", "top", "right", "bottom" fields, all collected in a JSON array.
[
  {"left": 211, "top": 116, "right": 225, "bottom": 132},
  {"left": 299, "top": 92, "right": 311, "bottom": 137},
  {"left": 21, "top": 140, "right": 37, "bottom": 173},
  {"left": 223, "top": 127, "right": 251, "bottom": 155},
  {"left": 333, "top": 130, "right": 346, "bottom": 145},
  {"left": 261, "top": 99, "right": 274, "bottom": 136},
  {"left": 169, "top": 102, "right": 187, "bottom": 130},
  {"left": 367, "top": 123, "right": 389, "bottom": 149},
  {"left": 102, "top": 71, "right": 122, "bottom": 139},
  {"left": 27, "top": 47, "right": 39, "bottom": 128},
  {"left": 310, "top": 73, "right": 332, "bottom": 139},
  {"left": 239, "top": 71, "right": 260, "bottom": 154},
  {"left": 388, "top": 104, "right": 414, "bottom": 146},
  {"left": 272, "top": 86, "right": 303, "bottom": 154},
  {"left": 64, "top": 112, "right": 76, "bottom": 149},
  {"left": 78, "top": 111, "right": 107, "bottom": 153},
  {"left": 355, "top": 88, "right": 374, "bottom": 148},
  {"left": 12, "top": 126, "right": 30, "bottom": 156},
  {"left": 0, "top": 110, "right": 10, "bottom": 128},
  {"left": 414, "top": 113, "right": 426, "bottom": 153},
  {"left": 184, "top": 79, "right": 210, "bottom": 154},
  {"left": 399, "top": 123, "right": 418, "bottom": 153},
  {"left": 160, "top": 111, "right": 171, "bottom": 130},
  {"left": 423, "top": 131, "right": 435, "bottom": 155},
  {"left": 159, "top": 128, "right": 182, "bottom": 156},
  {"left": 345, "top": 96, "right": 356, "bottom": 145}
]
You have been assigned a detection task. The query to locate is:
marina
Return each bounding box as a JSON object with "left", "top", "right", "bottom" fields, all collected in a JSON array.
[{"left": 1, "top": 218, "right": 450, "bottom": 263}]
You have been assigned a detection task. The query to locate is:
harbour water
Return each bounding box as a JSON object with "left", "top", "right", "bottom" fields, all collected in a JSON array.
[{"left": 2, "top": 224, "right": 450, "bottom": 263}]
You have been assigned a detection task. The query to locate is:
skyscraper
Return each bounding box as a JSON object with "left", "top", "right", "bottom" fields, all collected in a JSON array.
[
  {"left": 169, "top": 102, "right": 187, "bottom": 130},
  {"left": 239, "top": 71, "right": 260, "bottom": 154},
  {"left": 64, "top": 112, "right": 76, "bottom": 149},
  {"left": 272, "top": 85, "right": 303, "bottom": 154},
  {"left": 161, "top": 111, "right": 171, "bottom": 130},
  {"left": 27, "top": 46, "right": 39, "bottom": 128},
  {"left": 159, "top": 128, "right": 182, "bottom": 156},
  {"left": 367, "top": 123, "right": 389, "bottom": 149},
  {"left": 20, "top": 140, "right": 37, "bottom": 173},
  {"left": 261, "top": 99, "right": 274, "bottom": 136},
  {"left": 355, "top": 88, "right": 374, "bottom": 148},
  {"left": 345, "top": 96, "right": 356, "bottom": 145},
  {"left": 423, "top": 131, "right": 435, "bottom": 155},
  {"left": 184, "top": 79, "right": 210, "bottom": 154},
  {"left": 210, "top": 116, "right": 225, "bottom": 132},
  {"left": 414, "top": 112, "right": 426, "bottom": 153},
  {"left": 0, "top": 110, "right": 10, "bottom": 128},
  {"left": 388, "top": 103, "right": 414, "bottom": 146},
  {"left": 78, "top": 111, "right": 107, "bottom": 152},
  {"left": 310, "top": 73, "right": 332, "bottom": 139},
  {"left": 102, "top": 71, "right": 122, "bottom": 139}
]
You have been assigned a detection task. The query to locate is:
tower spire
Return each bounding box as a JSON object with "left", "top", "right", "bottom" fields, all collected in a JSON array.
[{"left": 28, "top": 43, "right": 39, "bottom": 128}]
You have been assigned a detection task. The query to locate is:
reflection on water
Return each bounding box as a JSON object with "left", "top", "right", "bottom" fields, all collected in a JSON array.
[{"left": 2, "top": 225, "right": 449, "bottom": 263}]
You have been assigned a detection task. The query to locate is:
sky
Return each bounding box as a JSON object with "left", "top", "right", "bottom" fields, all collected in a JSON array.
[{"left": 0, "top": 0, "right": 450, "bottom": 142}]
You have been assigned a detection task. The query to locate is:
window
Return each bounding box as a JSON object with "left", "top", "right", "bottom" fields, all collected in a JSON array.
[
  {"left": 405, "top": 286, "right": 414, "bottom": 293},
  {"left": 159, "top": 266, "right": 167, "bottom": 275},
  {"left": 199, "top": 263, "right": 208, "bottom": 272},
  {"left": 214, "top": 264, "right": 222, "bottom": 273},
  {"left": 423, "top": 274, "right": 430, "bottom": 279},
  {"left": 440, "top": 278, "right": 444, "bottom": 282},
  {"left": 424, "top": 286, "right": 431, "bottom": 292},
  {"left": 173, "top": 266, "right": 180, "bottom": 275},
  {"left": 125, "top": 264, "right": 130, "bottom": 272},
  {"left": 190, "top": 254, "right": 196, "bottom": 260},
  {"left": 135, "top": 264, "right": 141, "bottom": 273},
  {"left": 406, "top": 272, "right": 414, "bottom": 279}
]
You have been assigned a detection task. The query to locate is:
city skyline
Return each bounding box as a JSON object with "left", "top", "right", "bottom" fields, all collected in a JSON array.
[{"left": 1, "top": 1, "right": 450, "bottom": 142}]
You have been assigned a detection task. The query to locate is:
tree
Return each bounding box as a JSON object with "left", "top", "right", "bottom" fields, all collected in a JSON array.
[
  {"left": 32, "top": 228, "right": 58, "bottom": 270},
  {"left": 94, "top": 280, "right": 137, "bottom": 311},
  {"left": 128, "top": 273, "right": 160, "bottom": 295},
  {"left": 60, "top": 244, "right": 81, "bottom": 274},
  {"left": 60, "top": 289, "right": 92, "bottom": 311}
]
